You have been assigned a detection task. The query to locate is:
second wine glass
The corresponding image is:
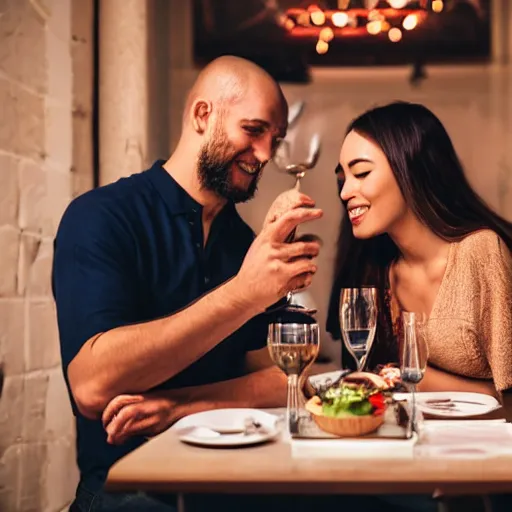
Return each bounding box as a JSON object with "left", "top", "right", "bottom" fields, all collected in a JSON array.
[
  {"left": 400, "top": 311, "right": 429, "bottom": 437},
  {"left": 339, "top": 287, "right": 378, "bottom": 371}
]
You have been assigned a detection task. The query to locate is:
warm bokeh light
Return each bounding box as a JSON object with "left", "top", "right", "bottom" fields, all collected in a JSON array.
[
  {"left": 297, "top": 12, "right": 310, "bottom": 26},
  {"left": 388, "top": 27, "right": 403, "bottom": 42},
  {"left": 432, "top": 0, "right": 444, "bottom": 13},
  {"left": 319, "top": 27, "right": 334, "bottom": 42},
  {"left": 381, "top": 21, "right": 391, "bottom": 32},
  {"left": 310, "top": 10, "right": 326, "bottom": 26},
  {"left": 316, "top": 39, "right": 329, "bottom": 54},
  {"left": 331, "top": 12, "right": 348, "bottom": 27},
  {"left": 402, "top": 14, "right": 418, "bottom": 30},
  {"left": 388, "top": 0, "right": 408, "bottom": 8},
  {"left": 366, "top": 20, "right": 382, "bottom": 35},
  {"left": 284, "top": 18, "right": 295, "bottom": 31},
  {"left": 368, "top": 10, "right": 383, "bottom": 22}
]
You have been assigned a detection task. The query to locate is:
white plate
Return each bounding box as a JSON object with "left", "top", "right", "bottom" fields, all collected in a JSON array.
[
  {"left": 172, "top": 408, "right": 282, "bottom": 447},
  {"left": 393, "top": 391, "right": 501, "bottom": 418}
]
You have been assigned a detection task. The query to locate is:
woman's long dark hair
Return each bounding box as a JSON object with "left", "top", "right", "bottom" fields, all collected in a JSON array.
[{"left": 327, "top": 101, "right": 512, "bottom": 370}]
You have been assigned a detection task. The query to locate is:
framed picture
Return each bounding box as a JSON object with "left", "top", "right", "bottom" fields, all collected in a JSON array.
[{"left": 192, "top": 1, "right": 491, "bottom": 79}]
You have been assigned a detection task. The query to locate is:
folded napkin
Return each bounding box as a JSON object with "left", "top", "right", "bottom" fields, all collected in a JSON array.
[{"left": 415, "top": 420, "right": 512, "bottom": 459}]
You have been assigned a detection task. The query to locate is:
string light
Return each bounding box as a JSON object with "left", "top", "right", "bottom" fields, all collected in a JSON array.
[
  {"left": 388, "top": 0, "right": 408, "bottom": 8},
  {"left": 432, "top": 0, "right": 443, "bottom": 13},
  {"left": 319, "top": 27, "right": 334, "bottom": 42},
  {"left": 297, "top": 11, "right": 310, "bottom": 26},
  {"left": 388, "top": 27, "right": 402, "bottom": 42},
  {"left": 316, "top": 39, "right": 329, "bottom": 54},
  {"left": 331, "top": 12, "right": 348, "bottom": 27},
  {"left": 367, "top": 20, "right": 382, "bottom": 35},
  {"left": 402, "top": 14, "right": 417, "bottom": 30},
  {"left": 368, "top": 10, "right": 384, "bottom": 22},
  {"left": 310, "top": 10, "right": 326, "bottom": 25},
  {"left": 281, "top": 1, "right": 447, "bottom": 53}
]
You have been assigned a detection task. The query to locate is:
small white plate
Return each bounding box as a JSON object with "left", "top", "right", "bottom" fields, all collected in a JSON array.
[
  {"left": 393, "top": 391, "right": 501, "bottom": 418},
  {"left": 172, "top": 408, "right": 282, "bottom": 447}
]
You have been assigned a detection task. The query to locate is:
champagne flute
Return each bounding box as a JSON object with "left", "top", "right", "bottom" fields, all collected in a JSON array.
[
  {"left": 400, "top": 311, "right": 428, "bottom": 437},
  {"left": 339, "top": 287, "right": 378, "bottom": 371},
  {"left": 268, "top": 322, "right": 320, "bottom": 435}
]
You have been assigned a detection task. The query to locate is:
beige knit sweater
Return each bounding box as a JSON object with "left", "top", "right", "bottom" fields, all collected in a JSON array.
[{"left": 393, "top": 229, "right": 512, "bottom": 392}]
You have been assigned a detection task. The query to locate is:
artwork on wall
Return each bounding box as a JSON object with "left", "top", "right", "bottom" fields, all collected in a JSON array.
[{"left": 192, "top": 1, "right": 491, "bottom": 80}]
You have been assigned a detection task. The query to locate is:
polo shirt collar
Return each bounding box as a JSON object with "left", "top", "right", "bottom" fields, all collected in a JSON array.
[{"left": 146, "top": 160, "right": 237, "bottom": 226}]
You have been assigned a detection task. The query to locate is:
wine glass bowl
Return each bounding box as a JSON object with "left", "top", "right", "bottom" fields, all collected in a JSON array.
[
  {"left": 273, "top": 133, "right": 321, "bottom": 191},
  {"left": 268, "top": 322, "right": 320, "bottom": 434},
  {"left": 339, "top": 287, "right": 378, "bottom": 371}
]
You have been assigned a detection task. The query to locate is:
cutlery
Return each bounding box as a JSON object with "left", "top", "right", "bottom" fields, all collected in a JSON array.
[{"left": 425, "top": 399, "right": 485, "bottom": 406}]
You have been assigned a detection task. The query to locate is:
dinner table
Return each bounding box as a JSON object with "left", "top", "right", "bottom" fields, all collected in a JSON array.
[{"left": 106, "top": 397, "right": 512, "bottom": 512}]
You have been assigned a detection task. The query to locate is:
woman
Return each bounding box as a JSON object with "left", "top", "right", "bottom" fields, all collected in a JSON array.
[{"left": 327, "top": 101, "right": 512, "bottom": 412}]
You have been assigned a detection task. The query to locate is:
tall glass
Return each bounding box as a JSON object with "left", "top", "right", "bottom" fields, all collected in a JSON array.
[
  {"left": 339, "top": 287, "right": 378, "bottom": 370},
  {"left": 268, "top": 323, "right": 320, "bottom": 434},
  {"left": 400, "top": 311, "right": 428, "bottom": 436}
]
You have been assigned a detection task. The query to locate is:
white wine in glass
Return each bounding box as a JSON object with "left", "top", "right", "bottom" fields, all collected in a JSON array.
[{"left": 268, "top": 322, "right": 320, "bottom": 434}]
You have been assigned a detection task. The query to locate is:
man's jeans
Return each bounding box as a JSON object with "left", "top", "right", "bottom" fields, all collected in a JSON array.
[{"left": 70, "top": 484, "right": 176, "bottom": 512}]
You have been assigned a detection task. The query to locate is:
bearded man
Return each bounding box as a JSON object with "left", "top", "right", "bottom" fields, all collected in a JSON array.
[{"left": 53, "top": 55, "right": 322, "bottom": 511}]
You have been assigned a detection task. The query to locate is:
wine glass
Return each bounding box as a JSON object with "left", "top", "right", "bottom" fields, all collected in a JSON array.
[
  {"left": 339, "top": 287, "right": 378, "bottom": 371},
  {"left": 269, "top": 129, "right": 321, "bottom": 310},
  {"left": 268, "top": 322, "right": 320, "bottom": 435},
  {"left": 400, "top": 311, "right": 428, "bottom": 437}
]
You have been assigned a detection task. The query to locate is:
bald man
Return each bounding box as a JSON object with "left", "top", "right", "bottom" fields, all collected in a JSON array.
[{"left": 53, "top": 56, "right": 322, "bottom": 511}]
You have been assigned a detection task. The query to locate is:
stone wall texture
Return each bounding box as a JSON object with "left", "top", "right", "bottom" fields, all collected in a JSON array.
[{"left": 0, "top": 0, "right": 80, "bottom": 510}]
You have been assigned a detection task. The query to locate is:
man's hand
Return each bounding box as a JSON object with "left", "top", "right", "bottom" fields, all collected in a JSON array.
[
  {"left": 262, "top": 189, "right": 316, "bottom": 230},
  {"left": 102, "top": 392, "right": 177, "bottom": 445},
  {"left": 234, "top": 203, "right": 323, "bottom": 311}
]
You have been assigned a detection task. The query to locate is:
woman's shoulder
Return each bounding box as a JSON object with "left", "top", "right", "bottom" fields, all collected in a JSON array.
[{"left": 455, "top": 229, "right": 509, "bottom": 261}]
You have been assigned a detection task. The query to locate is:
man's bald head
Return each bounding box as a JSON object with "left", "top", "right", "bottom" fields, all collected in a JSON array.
[
  {"left": 183, "top": 56, "right": 287, "bottom": 128},
  {"left": 179, "top": 56, "right": 288, "bottom": 204}
]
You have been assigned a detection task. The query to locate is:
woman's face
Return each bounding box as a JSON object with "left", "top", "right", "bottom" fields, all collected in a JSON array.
[{"left": 338, "top": 130, "right": 408, "bottom": 239}]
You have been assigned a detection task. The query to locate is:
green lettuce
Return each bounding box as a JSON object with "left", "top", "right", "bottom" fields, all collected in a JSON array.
[{"left": 320, "top": 384, "right": 374, "bottom": 417}]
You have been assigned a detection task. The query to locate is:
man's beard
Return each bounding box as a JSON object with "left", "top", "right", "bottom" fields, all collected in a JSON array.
[{"left": 197, "top": 131, "right": 261, "bottom": 204}]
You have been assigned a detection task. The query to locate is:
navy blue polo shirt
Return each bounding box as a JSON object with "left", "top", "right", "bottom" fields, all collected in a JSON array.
[{"left": 52, "top": 160, "right": 268, "bottom": 491}]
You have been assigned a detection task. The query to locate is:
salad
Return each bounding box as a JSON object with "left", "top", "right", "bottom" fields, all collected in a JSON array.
[{"left": 318, "top": 372, "right": 389, "bottom": 418}]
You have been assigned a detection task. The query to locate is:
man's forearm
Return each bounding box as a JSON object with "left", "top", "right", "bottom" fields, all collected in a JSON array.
[
  {"left": 168, "top": 366, "right": 287, "bottom": 423},
  {"left": 69, "top": 277, "right": 261, "bottom": 418}
]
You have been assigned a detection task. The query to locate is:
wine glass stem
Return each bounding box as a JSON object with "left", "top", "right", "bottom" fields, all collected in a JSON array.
[
  {"left": 287, "top": 374, "right": 300, "bottom": 435},
  {"left": 411, "top": 383, "right": 417, "bottom": 433}
]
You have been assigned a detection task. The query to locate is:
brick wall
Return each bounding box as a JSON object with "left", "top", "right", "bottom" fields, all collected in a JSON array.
[{"left": 0, "top": 0, "right": 79, "bottom": 510}]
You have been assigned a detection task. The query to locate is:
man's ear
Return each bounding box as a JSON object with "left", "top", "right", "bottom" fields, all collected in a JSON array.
[{"left": 191, "top": 99, "right": 212, "bottom": 134}]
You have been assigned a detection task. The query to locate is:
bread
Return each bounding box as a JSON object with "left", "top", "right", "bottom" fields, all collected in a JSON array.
[{"left": 342, "top": 371, "right": 390, "bottom": 390}]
